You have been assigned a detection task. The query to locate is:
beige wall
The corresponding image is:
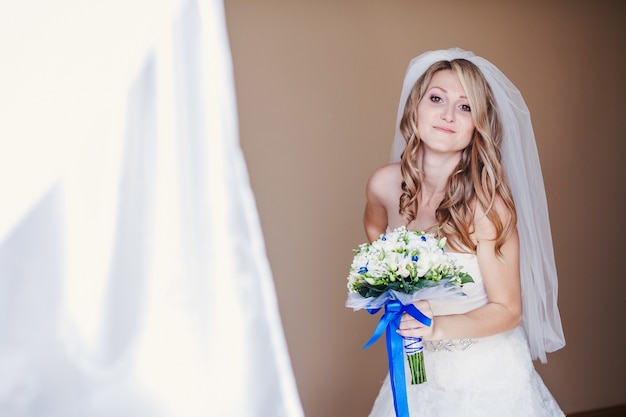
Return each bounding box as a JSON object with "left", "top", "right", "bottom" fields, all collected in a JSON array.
[{"left": 224, "top": 1, "right": 626, "bottom": 416}]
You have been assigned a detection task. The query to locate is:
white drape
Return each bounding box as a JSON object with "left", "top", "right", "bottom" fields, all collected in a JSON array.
[{"left": 0, "top": 1, "right": 304, "bottom": 416}]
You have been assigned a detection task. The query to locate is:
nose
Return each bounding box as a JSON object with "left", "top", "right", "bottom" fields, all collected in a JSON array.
[{"left": 440, "top": 105, "right": 454, "bottom": 122}]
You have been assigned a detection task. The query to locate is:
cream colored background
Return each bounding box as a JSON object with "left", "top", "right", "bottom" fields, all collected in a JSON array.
[{"left": 224, "top": 1, "right": 626, "bottom": 416}]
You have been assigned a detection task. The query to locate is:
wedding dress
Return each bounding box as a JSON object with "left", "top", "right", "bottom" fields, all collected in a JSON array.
[{"left": 367, "top": 253, "right": 565, "bottom": 417}]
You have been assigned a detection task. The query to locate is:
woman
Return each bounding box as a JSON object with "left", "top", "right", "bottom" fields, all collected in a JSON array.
[{"left": 363, "top": 49, "right": 566, "bottom": 416}]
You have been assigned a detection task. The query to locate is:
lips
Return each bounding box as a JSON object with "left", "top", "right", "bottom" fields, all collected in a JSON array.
[{"left": 433, "top": 125, "right": 456, "bottom": 134}]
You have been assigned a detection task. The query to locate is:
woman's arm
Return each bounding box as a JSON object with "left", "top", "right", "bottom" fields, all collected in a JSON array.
[
  {"left": 363, "top": 165, "right": 396, "bottom": 242},
  {"left": 398, "top": 199, "right": 522, "bottom": 340}
]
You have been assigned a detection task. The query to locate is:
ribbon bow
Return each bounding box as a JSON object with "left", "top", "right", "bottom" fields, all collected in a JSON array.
[{"left": 363, "top": 300, "right": 431, "bottom": 417}]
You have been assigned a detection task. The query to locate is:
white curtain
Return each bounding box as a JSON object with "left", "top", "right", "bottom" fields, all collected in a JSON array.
[{"left": 0, "top": 1, "right": 304, "bottom": 416}]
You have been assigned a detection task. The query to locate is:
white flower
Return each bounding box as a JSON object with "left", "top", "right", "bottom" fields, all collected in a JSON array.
[
  {"left": 413, "top": 251, "right": 435, "bottom": 277},
  {"left": 397, "top": 262, "right": 411, "bottom": 278},
  {"left": 428, "top": 250, "right": 449, "bottom": 268}
]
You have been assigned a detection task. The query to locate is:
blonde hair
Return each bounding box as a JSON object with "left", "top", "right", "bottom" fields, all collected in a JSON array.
[{"left": 398, "top": 59, "right": 516, "bottom": 255}]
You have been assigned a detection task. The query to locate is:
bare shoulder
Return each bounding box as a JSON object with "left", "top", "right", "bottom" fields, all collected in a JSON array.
[
  {"left": 366, "top": 163, "right": 402, "bottom": 197},
  {"left": 364, "top": 163, "right": 402, "bottom": 240}
]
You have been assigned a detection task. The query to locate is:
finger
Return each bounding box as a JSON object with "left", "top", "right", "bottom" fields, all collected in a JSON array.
[
  {"left": 396, "top": 328, "right": 425, "bottom": 338},
  {"left": 399, "top": 320, "right": 423, "bottom": 331}
]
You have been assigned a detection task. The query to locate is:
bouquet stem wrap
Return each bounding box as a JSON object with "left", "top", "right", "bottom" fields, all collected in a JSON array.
[
  {"left": 363, "top": 300, "right": 432, "bottom": 417},
  {"left": 403, "top": 336, "right": 426, "bottom": 384}
]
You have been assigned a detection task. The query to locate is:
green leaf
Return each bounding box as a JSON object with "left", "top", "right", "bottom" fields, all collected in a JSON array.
[{"left": 459, "top": 272, "right": 474, "bottom": 285}]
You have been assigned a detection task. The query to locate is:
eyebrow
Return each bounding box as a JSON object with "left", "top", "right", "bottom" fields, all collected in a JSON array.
[{"left": 429, "top": 86, "right": 467, "bottom": 100}]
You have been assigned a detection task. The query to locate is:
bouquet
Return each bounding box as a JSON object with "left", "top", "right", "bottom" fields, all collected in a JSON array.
[{"left": 346, "top": 227, "right": 473, "bottom": 416}]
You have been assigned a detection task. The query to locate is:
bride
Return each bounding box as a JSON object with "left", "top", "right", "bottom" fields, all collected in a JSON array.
[{"left": 361, "top": 49, "right": 565, "bottom": 417}]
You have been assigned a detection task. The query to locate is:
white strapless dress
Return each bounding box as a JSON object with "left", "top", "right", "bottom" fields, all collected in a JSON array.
[{"left": 367, "top": 253, "right": 565, "bottom": 417}]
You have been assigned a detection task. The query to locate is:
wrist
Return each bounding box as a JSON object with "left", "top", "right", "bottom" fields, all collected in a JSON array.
[{"left": 427, "top": 315, "right": 444, "bottom": 340}]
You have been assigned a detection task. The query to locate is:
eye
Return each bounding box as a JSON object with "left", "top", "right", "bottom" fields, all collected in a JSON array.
[
  {"left": 430, "top": 95, "right": 442, "bottom": 103},
  {"left": 460, "top": 104, "right": 471, "bottom": 112}
]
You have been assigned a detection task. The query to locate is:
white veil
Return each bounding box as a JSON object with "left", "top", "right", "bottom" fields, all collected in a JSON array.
[{"left": 390, "top": 48, "right": 565, "bottom": 363}]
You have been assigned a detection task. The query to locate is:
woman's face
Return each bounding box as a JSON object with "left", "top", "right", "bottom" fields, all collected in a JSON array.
[{"left": 416, "top": 69, "right": 475, "bottom": 155}]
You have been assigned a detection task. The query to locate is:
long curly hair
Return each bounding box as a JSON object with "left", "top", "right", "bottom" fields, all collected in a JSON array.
[{"left": 398, "top": 59, "right": 516, "bottom": 255}]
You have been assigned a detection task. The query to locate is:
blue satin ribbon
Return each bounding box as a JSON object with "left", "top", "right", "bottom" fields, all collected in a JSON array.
[{"left": 363, "top": 300, "right": 431, "bottom": 417}]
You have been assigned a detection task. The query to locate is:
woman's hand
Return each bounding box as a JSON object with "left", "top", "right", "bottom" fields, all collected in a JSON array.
[{"left": 397, "top": 300, "right": 434, "bottom": 339}]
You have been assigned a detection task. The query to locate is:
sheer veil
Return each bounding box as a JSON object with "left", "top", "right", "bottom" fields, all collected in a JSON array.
[{"left": 390, "top": 48, "right": 565, "bottom": 363}]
